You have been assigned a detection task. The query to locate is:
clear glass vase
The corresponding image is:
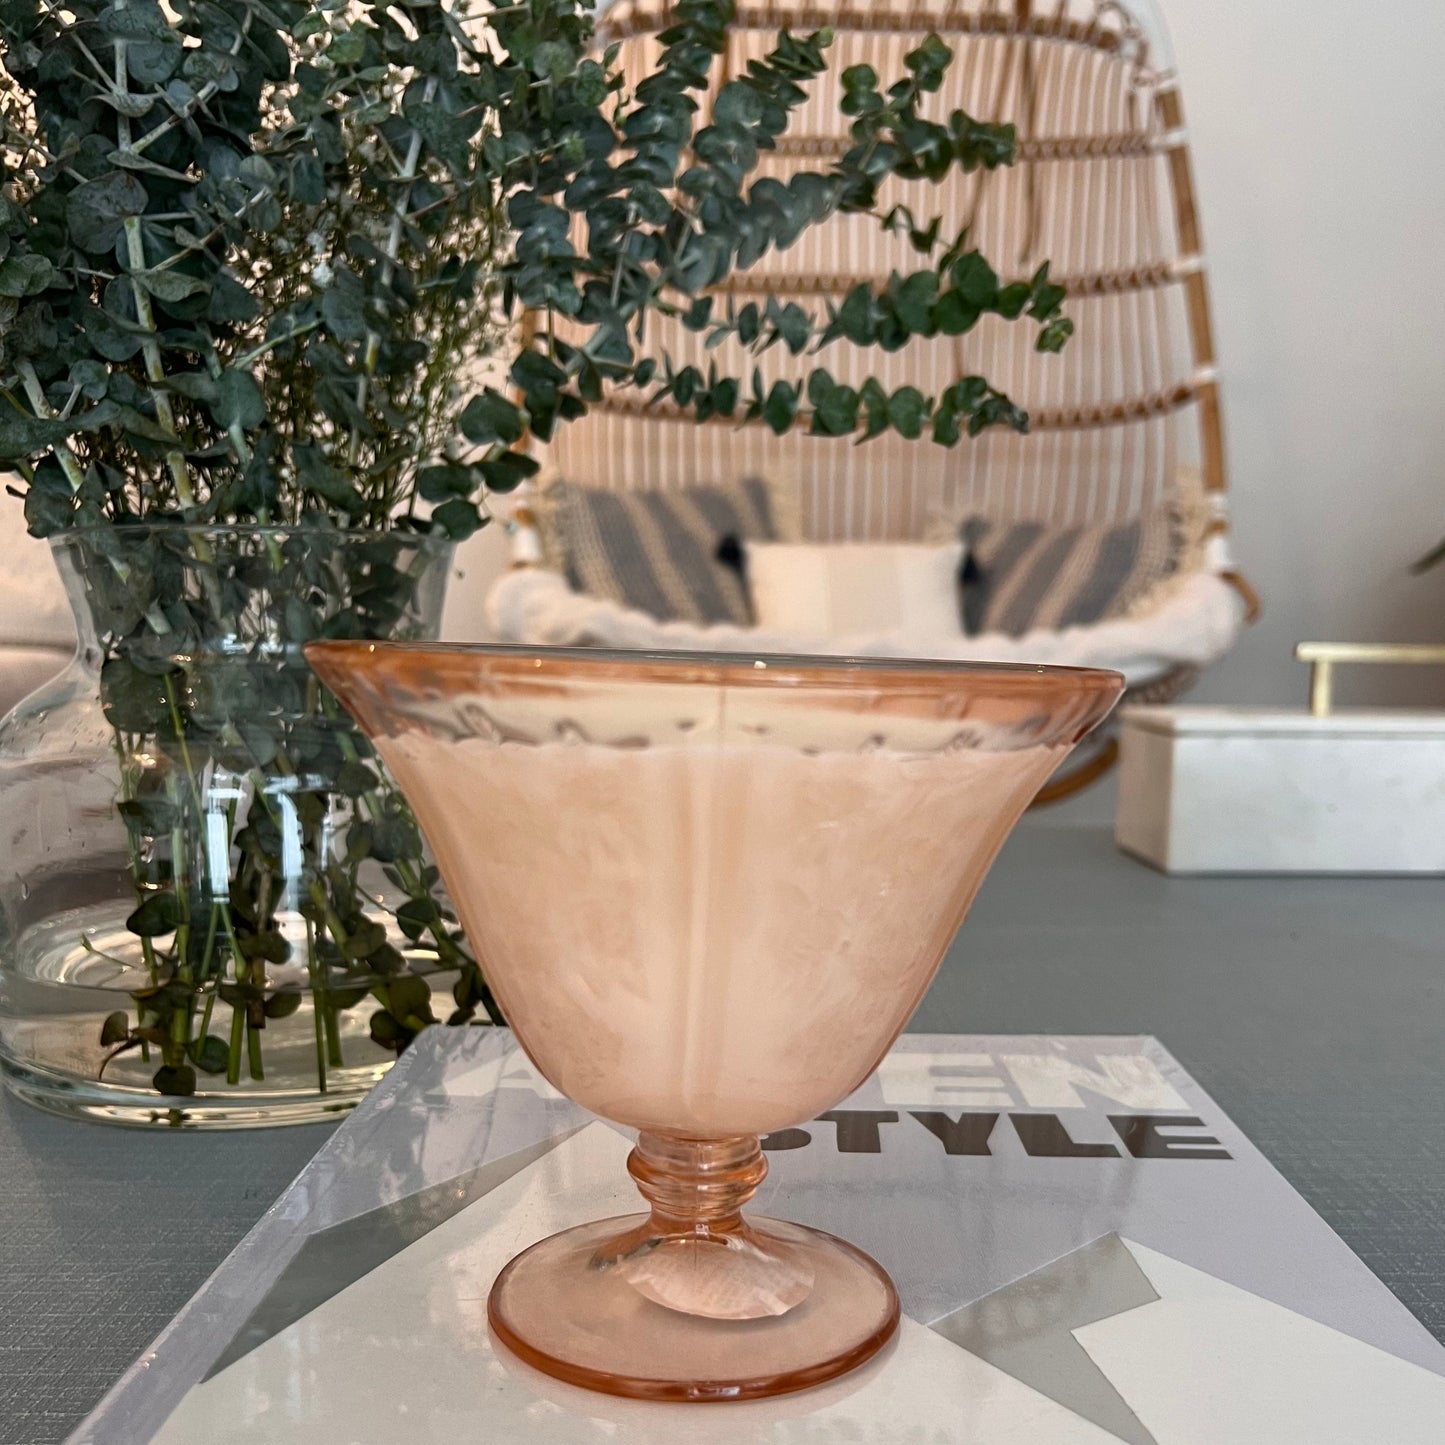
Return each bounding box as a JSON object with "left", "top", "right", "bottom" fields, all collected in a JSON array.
[{"left": 0, "top": 525, "right": 493, "bottom": 1128}]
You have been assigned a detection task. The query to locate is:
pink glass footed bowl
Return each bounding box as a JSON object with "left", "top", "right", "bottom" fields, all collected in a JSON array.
[{"left": 305, "top": 643, "right": 1123, "bottom": 1403}]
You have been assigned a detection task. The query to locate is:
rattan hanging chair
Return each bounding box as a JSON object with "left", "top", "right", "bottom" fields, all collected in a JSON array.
[{"left": 493, "top": 0, "right": 1259, "bottom": 799}]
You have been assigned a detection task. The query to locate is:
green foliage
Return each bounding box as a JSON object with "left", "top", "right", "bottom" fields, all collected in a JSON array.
[
  {"left": 473, "top": 0, "right": 1069, "bottom": 471},
  {"left": 0, "top": 0, "right": 503, "bottom": 538},
  {"left": 0, "top": 0, "right": 1068, "bottom": 536},
  {"left": 0, "top": 0, "right": 1070, "bottom": 1099},
  {"left": 81, "top": 526, "right": 498, "bottom": 1097},
  {"left": 0, "top": 1, "right": 512, "bottom": 1096}
]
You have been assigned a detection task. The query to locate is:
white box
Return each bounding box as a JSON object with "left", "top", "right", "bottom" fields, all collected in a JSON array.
[{"left": 1115, "top": 705, "right": 1445, "bottom": 875}]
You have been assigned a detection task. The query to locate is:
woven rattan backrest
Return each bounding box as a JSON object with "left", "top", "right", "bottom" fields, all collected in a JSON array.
[{"left": 538, "top": 0, "right": 1223, "bottom": 543}]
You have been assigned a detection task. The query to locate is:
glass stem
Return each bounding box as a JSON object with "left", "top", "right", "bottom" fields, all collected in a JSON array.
[
  {"left": 597, "top": 1133, "right": 815, "bottom": 1321},
  {"left": 627, "top": 1132, "right": 768, "bottom": 1236}
]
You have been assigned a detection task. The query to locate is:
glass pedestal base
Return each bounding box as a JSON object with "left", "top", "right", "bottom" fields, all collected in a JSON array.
[{"left": 488, "top": 1210, "right": 900, "bottom": 1401}]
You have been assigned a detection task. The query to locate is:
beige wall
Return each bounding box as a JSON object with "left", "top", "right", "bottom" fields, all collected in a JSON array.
[{"left": 1167, "top": 0, "right": 1445, "bottom": 707}]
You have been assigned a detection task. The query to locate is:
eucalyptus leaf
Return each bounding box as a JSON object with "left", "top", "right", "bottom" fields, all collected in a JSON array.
[
  {"left": 126, "top": 892, "right": 180, "bottom": 938},
  {"left": 532, "top": 41, "right": 575, "bottom": 81},
  {"left": 65, "top": 171, "right": 149, "bottom": 254},
  {"left": 950, "top": 251, "right": 999, "bottom": 307},
  {"left": 100, "top": 1011, "right": 131, "bottom": 1047},
  {"left": 192, "top": 1035, "right": 230, "bottom": 1074},
  {"left": 263, "top": 991, "right": 304, "bottom": 1020},
  {"left": 0, "top": 412, "right": 77, "bottom": 464},
  {"left": 934, "top": 289, "right": 980, "bottom": 336},
  {"left": 384, "top": 974, "right": 434, "bottom": 1024},
  {"left": 432, "top": 497, "right": 483, "bottom": 537},
  {"left": 166, "top": 371, "right": 219, "bottom": 404},
  {"left": 368, "top": 1009, "right": 402, "bottom": 1047},
  {"left": 328, "top": 29, "right": 367, "bottom": 66},
  {"left": 117, "top": 796, "right": 178, "bottom": 835},
  {"left": 214, "top": 369, "right": 266, "bottom": 430},
  {"left": 417, "top": 463, "right": 473, "bottom": 502},
  {"left": 139, "top": 269, "right": 207, "bottom": 304},
  {"left": 153, "top": 1063, "right": 196, "bottom": 1097},
  {"left": 459, "top": 389, "right": 524, "bottom": 447},
  {"left": 206, "top": 273, "right": 261, "bottom": 324},
  {"left": 0, "top": 254, "right": 54, "bottom": 297},
  {"left": 478, "top": 450, "right": 540, "bottom": 494}
]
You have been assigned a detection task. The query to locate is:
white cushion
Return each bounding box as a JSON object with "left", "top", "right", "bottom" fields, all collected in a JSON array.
[
  {"left": 745, "top": 540, "right": 964, "bottom": 637},
  {"left": 486, "top": 566, "right": 1248, "bottom": 689}
]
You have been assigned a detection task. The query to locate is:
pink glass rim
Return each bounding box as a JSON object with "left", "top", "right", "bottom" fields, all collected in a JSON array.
[{"left": 306, "top": 640, "right": 1125, "bottom": 698}]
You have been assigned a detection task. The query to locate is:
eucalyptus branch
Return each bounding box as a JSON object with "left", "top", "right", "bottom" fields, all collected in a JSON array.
[
  {"left": 201, "top": 350, "right": 251, "bottom": 468},
  {"left": 56, "top": 26, "right": 116, "bottom": 93},
  {"left": 642, "top": 359, "right": 1028, "bottom": 445},
  {"left": 233, "top": 318, "right": 327, "bottom": 370},
  {"left": 462, "top": 0, "right": 1070, "bottom": 490},
  {"left": 109, "top": 8, "right": 195, "bottom": 507},
  {"left": 128, "top": 9, "right": 254, "bottom": 157},
  {"left": 350, "top": 74, "right": 439, "bottom": 468},
  {"left": 14, "top": 361, "right": 86, "bottom": 491}
]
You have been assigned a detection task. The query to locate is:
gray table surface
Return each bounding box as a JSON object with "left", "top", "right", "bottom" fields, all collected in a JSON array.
[{"left": 3, "top": 820, "right": 1444, "bottom": 1444}]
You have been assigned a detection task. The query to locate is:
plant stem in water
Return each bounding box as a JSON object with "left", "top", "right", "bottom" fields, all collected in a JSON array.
[
  {"left": 308, "top": 920, "right": 328, "bottom": 1095},
  {"left": 226, "top": 1002, "right": 244, "bottom": 1087},
  {"left": 247, "top": 1019, "right": 264, "bottom": 1082}
]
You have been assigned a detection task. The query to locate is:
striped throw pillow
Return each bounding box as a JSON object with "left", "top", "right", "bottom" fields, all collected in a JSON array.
[
  {"left": 539, "top": 477, "right": 781, "bottom": 626},
  {"left": 963, "top": 509, "right": 1181, "bottom": 637}
]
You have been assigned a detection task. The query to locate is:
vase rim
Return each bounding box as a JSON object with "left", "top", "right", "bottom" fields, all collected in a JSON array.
[{"left": 307, "top": 639, "right": 1126, "bottom": 697}]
